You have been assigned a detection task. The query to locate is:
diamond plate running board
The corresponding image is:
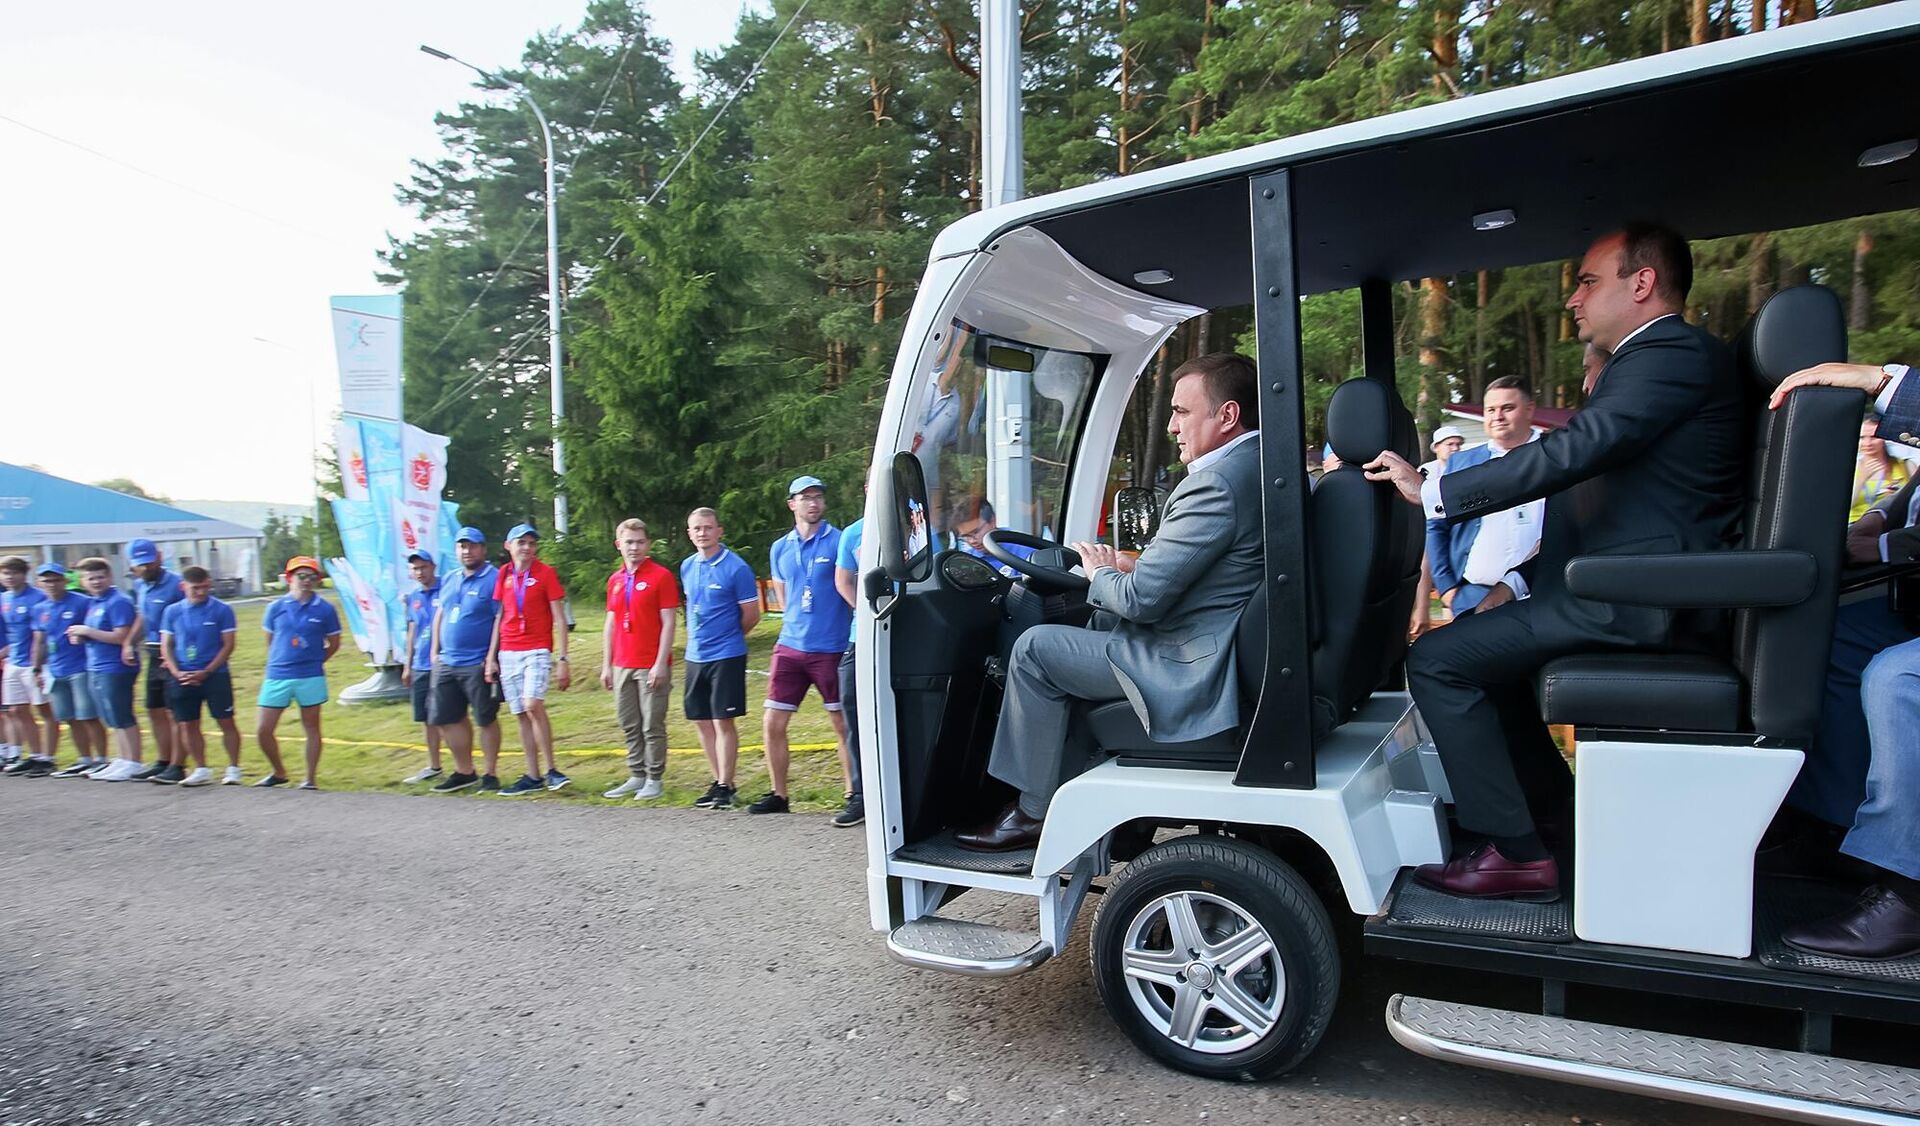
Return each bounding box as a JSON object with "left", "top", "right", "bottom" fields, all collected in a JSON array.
[
  {"left": 887, "top": 916, "right": 1052, "bottom": 977},
  {"left": 1387, "top": 995, "right": 1920, "bottom": 1124}
]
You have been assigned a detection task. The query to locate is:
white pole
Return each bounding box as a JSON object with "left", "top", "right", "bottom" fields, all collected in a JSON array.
[
  {"left": 420, "top": 45, "right": 567, "bottom": 535},
  {"left": 523, "top": 95, "right": 568, "bottom": 537},
  {"left": 980, "top": 0, "right": 1024, "bottom": 208}
]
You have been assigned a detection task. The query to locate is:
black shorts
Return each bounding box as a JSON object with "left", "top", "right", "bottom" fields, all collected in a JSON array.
[
  {"left": 411, "top": 670, "right": 433, "bottom": 724},
  {"left": 683, "top": 656, "right": 747, "bottom": 721},
  {"left": 430, "top": 663, "right": 501, "bottom": 728},
  {"left": 144, "top": 647, "right": 169, "bottom": 710},
  {"left": 166, "top": 668, "right": 234, "bottom": 722}
]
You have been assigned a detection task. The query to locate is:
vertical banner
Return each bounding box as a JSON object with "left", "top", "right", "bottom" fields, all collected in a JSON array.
[
  {"left": 390, "top": 497, "right": 440, "bottom": 580},
  {"left": 402, "top": 424, "right": 449, "bottom": 501},
  {"left": 335, "top": 419, "right": 370, "bottom": 501},
  {"left": 329, "top": 295, "right": 403, "bottom": 422},
  {"left": 325, "top": 557, "right": 391, "bottom": 663}
]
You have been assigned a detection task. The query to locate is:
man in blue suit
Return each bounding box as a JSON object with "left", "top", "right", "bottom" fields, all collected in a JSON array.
[{"left": 1426, "top": 376, "right": 1544, "bottom": 617}]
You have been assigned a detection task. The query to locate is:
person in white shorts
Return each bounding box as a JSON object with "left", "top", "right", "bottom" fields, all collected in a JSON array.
[
  {"left": 486, "top": 524, "right": 571, "bottom": 797},
  {"left": 0, "top": 557, "right": 53, "bottom": 774}
]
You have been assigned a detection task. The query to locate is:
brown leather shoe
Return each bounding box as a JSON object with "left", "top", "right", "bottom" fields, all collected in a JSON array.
[
  {"left": 1782, "top": 885, "right": 1920, "bottom": 961},
  {"left": 1413, "top": 843, "right": 1560, "bottom": 902},
  {"left": 954, "top": 802, "right": 1044, "bottom": 852}
]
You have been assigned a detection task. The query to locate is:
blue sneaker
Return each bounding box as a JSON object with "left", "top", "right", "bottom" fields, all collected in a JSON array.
[
  {"left": 498, "top": 774, "right": 544, "bottom": 796},
  {"left": 544, "top": 769, "right": 571, "bottom": 792}
]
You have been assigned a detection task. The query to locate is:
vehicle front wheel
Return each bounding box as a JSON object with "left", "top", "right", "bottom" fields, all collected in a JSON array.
[{"left": 1090, "top": 835, "right": 1340, "bottom": 1081}]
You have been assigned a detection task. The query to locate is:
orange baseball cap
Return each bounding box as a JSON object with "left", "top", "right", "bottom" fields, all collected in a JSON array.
[{"left": 284, "top": 556, "right": 323, "bottom": 576}]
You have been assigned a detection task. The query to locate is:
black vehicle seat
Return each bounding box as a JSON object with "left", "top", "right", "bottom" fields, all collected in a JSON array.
[
  {"left": 1088, "top": 376, "right": 1421, "bottom": 767},
  {"left": 1309, "top": 377, "right": 1424, "bottom": 729},
  {"left": 1537, "top": 286, "right": 1861, "bottom": 741}
]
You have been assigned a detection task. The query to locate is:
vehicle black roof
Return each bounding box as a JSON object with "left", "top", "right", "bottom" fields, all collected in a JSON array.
[{"left": 961, "top": 7, "right": 1920, "bottom": 309}]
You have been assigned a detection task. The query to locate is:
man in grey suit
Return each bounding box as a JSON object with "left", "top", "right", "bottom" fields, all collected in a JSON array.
[{"left": 957, "top": 353, "right": 1264, "bottom": 851}]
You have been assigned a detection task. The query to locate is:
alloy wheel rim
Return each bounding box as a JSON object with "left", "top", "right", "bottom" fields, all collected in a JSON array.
[{"left": 1120, "top": 889, "right": 1285, "bottom": 1054}]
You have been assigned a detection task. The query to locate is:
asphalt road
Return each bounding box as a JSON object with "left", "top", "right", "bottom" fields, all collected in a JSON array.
[{"left": 0, "top": 784, "right": 1747, "bottom": 1125}]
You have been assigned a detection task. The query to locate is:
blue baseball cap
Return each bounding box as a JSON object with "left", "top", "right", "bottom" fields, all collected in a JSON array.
[
  {"left": 34, "top": 562, "right": 66, "bottom": 577},
  {"left": 455, "top": 526, "right": 486, "bottom": 544},
  {"left": 787, "top": 475, "right": 826, "bottom": 497},
  {"left": 127, "top": 538, "right": 160, "bottom": 565},
  {"left": 506, "top": 523, "right": 540, "bottom": 542},
  {"left": 406, "top": 550, "right": 435, "bottom": 564}
]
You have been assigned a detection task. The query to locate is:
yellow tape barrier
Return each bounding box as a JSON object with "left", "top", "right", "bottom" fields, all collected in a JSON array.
[{"left": 322, "top": 737, "right": 842, "bottom": 761}]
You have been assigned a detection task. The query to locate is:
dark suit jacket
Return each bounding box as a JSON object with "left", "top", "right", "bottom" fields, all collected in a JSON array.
[
  {"left": 1436, "top": 314, "right": 1746, "bottom": 649},
  {"left": 1877, "top": 368, "right": 1920, "bottom": 447}
]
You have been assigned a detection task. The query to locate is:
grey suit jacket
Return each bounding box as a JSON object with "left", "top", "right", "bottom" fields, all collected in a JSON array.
[{"left": 1088, "top": 435, "right": 1264, "bottom": 742}]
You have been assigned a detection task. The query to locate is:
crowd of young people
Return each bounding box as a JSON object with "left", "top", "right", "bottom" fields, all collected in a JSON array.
[{"left": 0, "top": 478, "right": 874, "bottom": 827}]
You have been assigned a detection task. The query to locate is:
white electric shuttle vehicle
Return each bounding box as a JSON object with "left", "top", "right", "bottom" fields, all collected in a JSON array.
[{"left": 850, "top": 6, "right": 1920, "bottom": 1121}]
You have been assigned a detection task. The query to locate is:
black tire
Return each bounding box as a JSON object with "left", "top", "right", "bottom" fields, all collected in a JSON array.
[{"left": 1090, "top": 835, "right": 1340, "bottom": 1081}]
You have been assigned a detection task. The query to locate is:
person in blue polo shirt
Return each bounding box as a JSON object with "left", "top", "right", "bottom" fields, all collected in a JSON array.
[
  {"left": 750, "top": 475, "right": 853, "bottom": 817},
  {"left": 70, "top": 557, "right": 144, "bottom": 781},
  {"left": 158, "top": 565, "right": 239, "bottom": 787},
  {"left": 31, "top": 565, "right": 103, "bottom": 777},
  {"left": 127, "top": 538, "right": 186, "bottom": 780},
  {"left": 680, "top": 507, "right": 762, "bottom": 811},
  {"left": 256, "top": 556, "right": 342, "bottom": 790},
  {"left": 831, "top": 514, "right": 866, "bottom": 828},
  {"left": 401, "top": 551, "right": 445, "bottom": 786},
  {"left": 427, "top": 528, "right": 504, "bottom": 794},
  {"left": 0, "top": 556, "right": 52, "bottom": 775}
]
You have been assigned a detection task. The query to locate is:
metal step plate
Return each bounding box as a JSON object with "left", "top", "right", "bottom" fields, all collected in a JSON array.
[
  {"left": 895, "top": 830, "right": 1035, "bottom": 875},
  {"left": 887, "top": 915, "right": 1052, "bottom": 977},
  {"left": 1756, "top": 879, "right": 1920, "bottom": 986},
  {"left": 1378, "top": 871, "right": 1572, "bottom": 942},
  {"left": 1389, "top": 994, "right": 1920, "bottom": 1123}
]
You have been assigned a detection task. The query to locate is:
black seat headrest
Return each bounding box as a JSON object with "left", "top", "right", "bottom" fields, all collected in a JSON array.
[
  {"left": 1325, "top": 378, "right": 1395, "bottom": 466},
  {"left": 1736, "top": 285, "right": 1846, "bottom": 391}
]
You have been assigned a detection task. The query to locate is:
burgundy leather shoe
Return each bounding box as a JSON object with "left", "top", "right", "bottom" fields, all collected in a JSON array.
[
  {"left": 1413, "top": 843, "right": 1560, "bottom": 902},
  {"left": 954, "top": 803, "right": 1044, "bottom": 852},
  {"left": 1782, "top": 885, "right": 1920, "bottom": 961}
]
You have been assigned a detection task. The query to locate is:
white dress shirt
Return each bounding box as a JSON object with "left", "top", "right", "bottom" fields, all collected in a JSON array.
[{"left": 1460, "top": 435, "right": 1544, "bottom": 596}]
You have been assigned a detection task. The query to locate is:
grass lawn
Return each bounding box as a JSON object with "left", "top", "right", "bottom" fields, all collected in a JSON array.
[{"left": 139, "top": 596, "right": 852, "bottom": 810}]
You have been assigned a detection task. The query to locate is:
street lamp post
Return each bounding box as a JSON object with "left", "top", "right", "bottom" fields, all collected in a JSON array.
[{"left": 420, "top": 44, "right": 569, "bottom": 536}]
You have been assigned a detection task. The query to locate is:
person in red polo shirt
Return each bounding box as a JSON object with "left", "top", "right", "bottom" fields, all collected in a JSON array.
[
  {"left": 599, "top": 518, "right": 681, "bottom": 801},
  {"left": 487, "top": 524, "right": 572, "bottom": 797}
]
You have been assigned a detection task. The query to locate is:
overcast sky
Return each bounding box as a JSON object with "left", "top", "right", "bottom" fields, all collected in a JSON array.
[{"left": 1, "top": 1, "right": 760, "bottom": 505}]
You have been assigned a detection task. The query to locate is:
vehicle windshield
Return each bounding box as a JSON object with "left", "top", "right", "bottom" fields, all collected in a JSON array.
[{"left": 914, "top": 321, "right": 1100, "bottom": 544}]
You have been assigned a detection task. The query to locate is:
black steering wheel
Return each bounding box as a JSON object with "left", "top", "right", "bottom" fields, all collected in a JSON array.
[{"left": 982, "top": 529, "right": 1089, "bottom": 594}]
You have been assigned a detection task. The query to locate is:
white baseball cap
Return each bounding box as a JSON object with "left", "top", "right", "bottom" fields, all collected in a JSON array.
[{"left": 1430, "top": 425, "right": 1466, "bottom": 449}]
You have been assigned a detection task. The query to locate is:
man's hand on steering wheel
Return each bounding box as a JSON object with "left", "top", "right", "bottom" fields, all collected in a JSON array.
[{"left": 1070, "top": 542, "right": 1134, "bottom": 575}]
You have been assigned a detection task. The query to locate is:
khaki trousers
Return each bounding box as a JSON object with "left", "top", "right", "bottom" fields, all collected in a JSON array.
[{"left": 613, "top": 666, "right": 672, "bottom": 780}]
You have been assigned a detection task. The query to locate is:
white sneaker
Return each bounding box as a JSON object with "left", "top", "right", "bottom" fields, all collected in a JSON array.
[
  {"left": 631, "top": 779, "right": 665, "bottom": 801},
  {"left": 179, "top": 767, "right": 214, "bottom": 787},
  {"left": 222, "top": 766, "right": 244, "bottom": 785},
  {"left": 404, "top": 766, "right": 444, "bottom": 785},
  {"left": 92, "top": 760, "right": 132, "bottom": 782},
  {"left": 602, "top": 777, "right": 644, "bottom": 798},
  {"left": 83, "top": 759, "right": 115, "bottom": 778}
]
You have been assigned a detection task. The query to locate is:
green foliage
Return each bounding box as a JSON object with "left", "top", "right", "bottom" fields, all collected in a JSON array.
[
  {"left": 92, "top": 477, "right": 168, "bottom": 504},
  {"left": 382, "top": 0, "right": 1918, "bottom": 568}
]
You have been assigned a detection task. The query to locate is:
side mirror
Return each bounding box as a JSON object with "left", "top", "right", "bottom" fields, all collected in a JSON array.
[
  {"left": 1111, "top": 486, "right": 1166, "bottom": 552},
  {"left": 875, "top": 451, "right": 934, "bottom": 583}
]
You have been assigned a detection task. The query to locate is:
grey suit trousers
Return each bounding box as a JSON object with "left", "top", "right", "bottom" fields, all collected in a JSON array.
[{"left": 987, "top": 624, "right": 1125, "bottom": 817}]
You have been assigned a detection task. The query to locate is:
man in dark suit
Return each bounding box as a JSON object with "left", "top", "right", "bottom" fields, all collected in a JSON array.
[
  {"left": 957, "top": 353, "right": 1265, "bottom": 851},
  {"left": 1426, "top": 377, "right": 1543, "bottom": 616},
  {"left": 1365, "top": 223, "right": 1747, "bottom": 900}
]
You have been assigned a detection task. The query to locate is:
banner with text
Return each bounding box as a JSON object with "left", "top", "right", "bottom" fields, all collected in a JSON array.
[{"left": 329, "top": 295, "right": 402, "bottom": 422}]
